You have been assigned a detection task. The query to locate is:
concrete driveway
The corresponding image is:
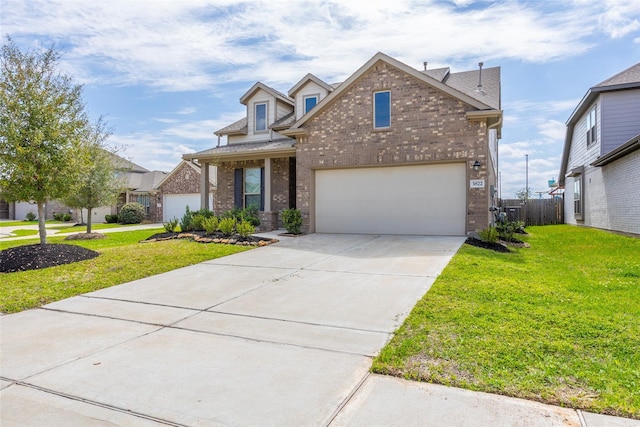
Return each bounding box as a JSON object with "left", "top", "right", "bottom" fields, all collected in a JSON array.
[{"left": 2, "top": 233, "right": 636, "bottom": 426}]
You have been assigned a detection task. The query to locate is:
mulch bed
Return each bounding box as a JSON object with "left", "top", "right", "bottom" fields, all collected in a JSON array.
[
  {"left": 465, "top": 236, "right": 530, "bottom": 252},
  {"left": 0, "top": 244, "right": 100, "bottom": 273},
  {"left": 142, "top": 231, "right": 279, "bottom": 247}
]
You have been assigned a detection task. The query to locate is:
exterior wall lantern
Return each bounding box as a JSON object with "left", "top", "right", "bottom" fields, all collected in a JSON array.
[{"left": 472, "top": 160, "right": 481, "bottom": 171}]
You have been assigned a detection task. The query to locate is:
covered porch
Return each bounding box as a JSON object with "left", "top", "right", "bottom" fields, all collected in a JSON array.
[{"left": 183, "top": 140, "right": 296, "bottom": 231}]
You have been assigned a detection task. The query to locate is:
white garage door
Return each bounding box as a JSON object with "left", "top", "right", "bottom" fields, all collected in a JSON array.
[
  {"left": 315, "top": 163, "right": 466, "bottom": 235},
  {"left": 163, "top": 194, "right": 212, "bottom": 222}
]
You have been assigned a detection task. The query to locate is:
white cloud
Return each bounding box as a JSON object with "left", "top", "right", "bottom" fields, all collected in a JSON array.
[
  {"left": 537, "top": 120, "right": 566, "bottom": 142},
  {"left": 598, "top": 0, "right": 640, "bottom": 38},
  {"left": 4, "top": 0, "right": 630, "bottom": 91}
]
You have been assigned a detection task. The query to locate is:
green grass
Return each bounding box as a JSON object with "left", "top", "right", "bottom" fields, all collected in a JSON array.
[
  {"left": 1, "top": 229, "right": 39, "bottom": 237},
  {"left": 0, "top": 220, "right": 30, "bottom": 227},
  {"left": 0, "top": 228, "right": 250, "bottom": 313},
  {"left": 373, "top": 225, "right": 640, "bottom": 419}
]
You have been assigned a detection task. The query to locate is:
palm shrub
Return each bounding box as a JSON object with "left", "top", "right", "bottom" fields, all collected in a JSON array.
[
  {"left": 218, "top": 217, "right": 236, "bottom": 236},
  {"left": 119, "top": 202, "right": 146, "bottom": 224},
  {"left": 202, "top": 216, "right": 219, "bottom": 234},
  {"left": 236, "top": 220, "right": 255, "bottom": 238},
  {"left": 163, "top": 217, "right": 178, "bottom": 233},
  {"left": 281, "top": 208, "right": 302, "bottom": 234}
]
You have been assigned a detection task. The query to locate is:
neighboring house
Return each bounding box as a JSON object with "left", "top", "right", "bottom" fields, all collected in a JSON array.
[
  {"left": 2, "top": 153, "right": 168, "bottom": 223},
  {"left": 154, "top": 160, "right": 216, "bottom": 222},
  {"left": 184, "top": 52, "right": 502, "bottom": 235},
  {"left": 559, "top": 61, "right": 640, "bottom": 235}
]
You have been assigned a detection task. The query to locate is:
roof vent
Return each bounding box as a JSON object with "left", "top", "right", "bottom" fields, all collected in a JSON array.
[
  {"left": 423, "top": 61, "right": 428, "bottom": 71},
  {"left": 476, "top": 62, "right": 486, "bottom": 95}
]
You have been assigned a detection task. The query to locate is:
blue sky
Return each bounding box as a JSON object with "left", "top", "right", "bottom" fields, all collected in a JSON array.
[{"left": 3, "top": 0, "right": 640, "bottom": 199}]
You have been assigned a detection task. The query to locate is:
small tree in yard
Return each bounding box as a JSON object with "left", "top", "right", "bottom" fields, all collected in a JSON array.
[
  {"left": 63, "top": 120, "right": 124, "bottom": 234},
  {"left": 0, "top": 37, "right": 92, "bottom": 245}
]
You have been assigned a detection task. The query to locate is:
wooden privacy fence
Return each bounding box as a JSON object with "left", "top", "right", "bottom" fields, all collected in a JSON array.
[{"left": 499, "top": 197, "right": 564, "bottom": 226}]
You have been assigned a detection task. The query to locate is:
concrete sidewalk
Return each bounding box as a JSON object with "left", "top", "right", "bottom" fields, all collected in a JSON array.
[{"left": 1, "top": 233, "right": 638, "bottom": 426}]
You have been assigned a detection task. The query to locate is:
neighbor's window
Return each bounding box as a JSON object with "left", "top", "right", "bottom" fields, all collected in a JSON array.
[
  {"left": 374, "top": 90, "right": 391, "bottom": 128},
  {"left": 573, "top": 177, "right": 583, "bottom": 220},
  {"left": 255, "top": 102, "right": 267, "bottom": 132},
  {"left": 304, "top": 95, "right": 318, "bottom": 114},
  {"left": 586, "top": 106, "right": 596, "bottom": 146},
  {"left": 244, "top": 168, "right": 261, "bottom": 208}
]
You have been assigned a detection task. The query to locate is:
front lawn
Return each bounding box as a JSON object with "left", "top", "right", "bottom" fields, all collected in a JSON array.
[
  {"left": 0, "top": 229, "right": 250, "bottom": 313},
  {"left": 373, "top": 225, "right": 640, "bottom": 419}
]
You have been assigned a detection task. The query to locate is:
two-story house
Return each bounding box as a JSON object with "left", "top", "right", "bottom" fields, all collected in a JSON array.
[
  {"left": 184, "top": 52, "right": 502, "bottom": 235},
  {"left": 559, "top": 61, "right": 640, "bottom": 235}
]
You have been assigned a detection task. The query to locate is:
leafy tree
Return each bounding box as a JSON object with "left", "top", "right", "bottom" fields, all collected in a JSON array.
[
  {"left": 0, "top": 37, "right": 92, "bottom": 245},
  {"left": 63, "top": 119, "right": 124, "bottom": 233},
  {"left": 515, "top": 187, "right": 532, "bottom": 201}
]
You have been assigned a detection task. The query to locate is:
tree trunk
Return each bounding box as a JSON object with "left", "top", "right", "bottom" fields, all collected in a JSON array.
[
  {"left": 37, "top": 201, "right": 47, "bottom": 245},
  {"left": 87, "top": 207, "right": 93, "bottom": 233}
]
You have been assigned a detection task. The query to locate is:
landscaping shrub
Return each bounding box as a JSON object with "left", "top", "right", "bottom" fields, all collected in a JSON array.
[
  {"left": 218, "top": 217, "right": 236, "bottom": 236},
  {"left": 222, "top": 205, "right": 260, "bottom": 227},
  {"left": 119, "top": 202, "right": 146, "bottom": 224},
  {"left": 63, "top": 213, "right": 72, "bottom": 222},
  {"left": 236, "top": 220, "right": 255, "bottom": 238},
  {"left": 25, "top": 212, "right": 36, "bottom": 221},
  {"left": 190, "top": 208, "right": 215, "bottom": 219},
  {"left": 53, "top": 212, "right": 64, "bottom": 221},
  {"left": 478, "top": 226, "right": 498, "bottom": 243},
  {"left": 105, "top": 214, "right": 119, "bottom": 223},
  {"left": 281, "top": 208, "right": 302, "bottom": 234},
  {"left": 191, "top": 214, "right": 206, "bottom": 231},
  {"left": 180, "top": 206, "right": 194, "bottom": 232},
  {"left": 163, "top": 217, "right": 178, "bottom": 233},
  {"left": 202, "top": 216, "right": 219, "bottom": 234}
]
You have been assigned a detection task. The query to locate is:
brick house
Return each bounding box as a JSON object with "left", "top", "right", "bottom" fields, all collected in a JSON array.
[
  {"left": 155, "top": 160, "right": 216, "bottom": 222},
  {"left": 184, "top": 52, "right": 502, "bottom": 235},
  {"left": 559, "top": 61, "right": 640, "bottom": 235}
]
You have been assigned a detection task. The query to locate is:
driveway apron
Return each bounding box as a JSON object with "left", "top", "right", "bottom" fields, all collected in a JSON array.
[{"left": 1, "top": 234, "right": 464, "bottom": 426}]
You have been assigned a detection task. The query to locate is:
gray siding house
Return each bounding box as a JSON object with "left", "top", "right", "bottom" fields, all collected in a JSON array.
[{"left": 559, "top": 61, "right": 640, "bottom": 235}]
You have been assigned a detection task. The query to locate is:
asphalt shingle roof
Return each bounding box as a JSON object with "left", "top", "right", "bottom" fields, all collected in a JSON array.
[{"left": 594, "top": 61, "right": 640, "bottom": 88}]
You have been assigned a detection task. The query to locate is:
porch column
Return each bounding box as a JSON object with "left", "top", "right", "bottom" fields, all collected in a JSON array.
[
  {"left": 200, "top": 161, "right": 210, "bottom": 211},
  {"left": 264, "top": 157, "right": 272, "bottom": 211}
]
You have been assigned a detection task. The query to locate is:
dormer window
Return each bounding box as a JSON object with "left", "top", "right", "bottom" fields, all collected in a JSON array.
[
  {"left": 304, "top": 95, "right": 318, "bottom": 114},
  {"left": 255, "top": 102, "right": 267, "bottom": 132},
  {"left": 586, "top": 106, "right": 596, "bottom": 146}
]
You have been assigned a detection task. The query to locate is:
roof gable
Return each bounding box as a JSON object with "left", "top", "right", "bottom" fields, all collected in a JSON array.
[
  {"left": 288, "top": 73, "right": 334, "bottom": 97},
  {"left": 239, "top": 82, "right": 293, "bottom": 106},
  {"left": 594, "top": 61, "right": 640, "bottom": 89},
  {"left": 286, "top": 52, "right": 498, "bottom": 132}
]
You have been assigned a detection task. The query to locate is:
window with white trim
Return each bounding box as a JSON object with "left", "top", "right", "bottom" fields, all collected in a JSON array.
[
  {"left": 255, "top": 102, "right": 267, "bottom": 132},
  {"left": 586, "top": 106, "right": 596, "bottom": 146},
  {"left": 374, "top": 90, "right": 391, "bottom": 129},
  {"left": 304, "top": 95, "right": 318, "bottom": 114},
  {"left": 244, "top": 168, "right": 261, "bottom": 208}
]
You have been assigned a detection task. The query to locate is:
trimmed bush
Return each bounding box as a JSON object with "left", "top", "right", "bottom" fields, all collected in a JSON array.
[
  {"left": 222, "top": 205, "right": 260, "bottom": 227},
  {"left": 478, "top": 226, "right": 498, "bottom": 243},
  {"left": 25, "top": 212, "right": 36, "bottom": 221},
  {"left": 105, "top": 214, "right": 119, "bottom": 223},
  {"left": 63, "top": 213, "right": 72, "bottom": 222},
  {"left": 119, "top": 202, "right": 146, "bottom": 224},
  {"left": 236, "top": 220, "right": 255, "bottom": 238},
  {"left": 202, "top": 216, "right": 219, "bottom": 234},
  {"left": 192, "top": 214, "right": 206, "bottom": 231},
  {"left": 218, "top": 217, "right": 236, "bottom": 236},
  {"left": 281, "top": 208, "right": 302, "bottom": 234},
  {"left": 53, "top": 212, "right": 64, "bottom": 221}
]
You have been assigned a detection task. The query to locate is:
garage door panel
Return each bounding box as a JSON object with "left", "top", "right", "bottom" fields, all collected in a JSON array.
[
  {"left": 315, "top": 164, "right": 465, "bottom": 235},
  {"left": 163, "top": 194, "right": 212, "bottom": 223}
]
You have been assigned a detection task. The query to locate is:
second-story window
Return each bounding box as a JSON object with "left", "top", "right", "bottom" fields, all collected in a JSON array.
[
  {"left": 304, "top": 95, "right": 318, "bottom": 114},
  {"left": 374, "top": 90, "right": 390, "bottom": 129},
  {"left": 255, "top": 102, "right": 267, "bottom": 132},
  {"left": 586, "top": 106, "right": 596, "bottom": 146}
]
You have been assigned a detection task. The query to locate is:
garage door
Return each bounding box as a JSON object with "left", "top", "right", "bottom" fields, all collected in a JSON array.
[
  {"left": 315, "top": 163, "right": 466, "bottom": 235},
  {"left": 163, "top": 194, "right": 212, "bottom": 222}
]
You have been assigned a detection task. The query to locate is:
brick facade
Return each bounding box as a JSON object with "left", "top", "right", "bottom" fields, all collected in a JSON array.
[
  {"left": 296, "top": 62, "right": 493, "bottom": 234},
  {"left": 157, "top": 162, "right": 203, "bottom": 195},
  {"left": 215, "top": 157, "right": 293, "bottom": 229}
]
